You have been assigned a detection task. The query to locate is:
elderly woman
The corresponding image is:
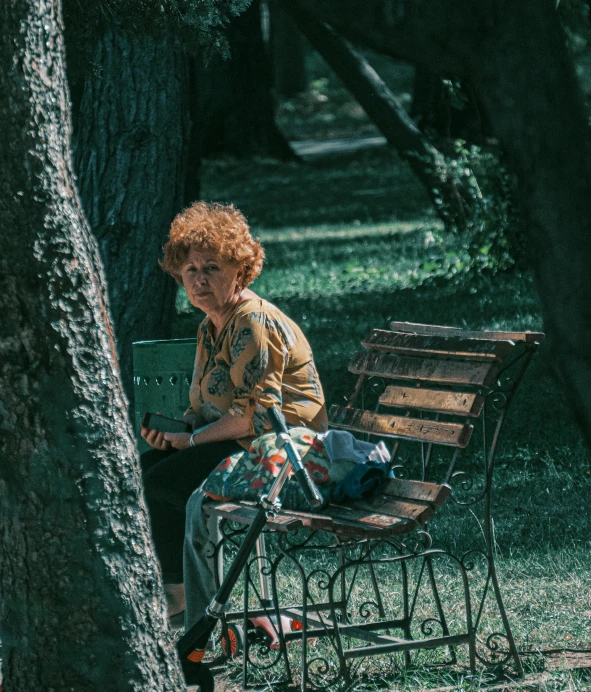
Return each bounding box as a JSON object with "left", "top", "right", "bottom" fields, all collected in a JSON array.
[{"left": 140, "top": 201, "right": 327, "bottom": 629}]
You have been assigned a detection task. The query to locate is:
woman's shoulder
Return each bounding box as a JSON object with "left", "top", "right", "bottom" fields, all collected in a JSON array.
[
  {"left": 233, "top": 296, "right": 277, "bottom": 322},
  {"left": 232, "top": 297, "right": 304, "bottom": 349}
]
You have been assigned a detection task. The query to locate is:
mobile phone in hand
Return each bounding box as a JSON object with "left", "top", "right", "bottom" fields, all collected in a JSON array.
[{"left": 142, "top": 412, "right": 192, "bottom": 434}]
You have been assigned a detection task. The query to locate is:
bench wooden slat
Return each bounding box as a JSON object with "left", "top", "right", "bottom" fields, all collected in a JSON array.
[
  {"left": 205, "top": 502, "right": 305, "bottom": 531},
  {"left": 345, "top": 496, "right": 434, "bottom": 524},
  {"left": 275, "top": 507, "right": 339, "bottom": 532},
  {"left": 381, "top": 478, "right": 451, "bottom": 506},
  {"left": 323, "top": 505, "right": 408, "bottom": 534},
  {"left": 329, "top": 405, "right": 473, "bottom": 448},
  {"left": 206, "top": 502, "right": 399, "bottom": 537},
  {"left": 349, "top": 350, "right": 498, "bottom": 387},
  {"left": 389, "top": 321, "right": 544, "bottom": 344},
  {"left": 270, "top": 505, "right": 405, "bottom": 537},
  {"left": 379, "top": 385, "right": 485, "bottom": 417},
  {"left": 362, "top": 329, "right": 514, "bottom": 362}
]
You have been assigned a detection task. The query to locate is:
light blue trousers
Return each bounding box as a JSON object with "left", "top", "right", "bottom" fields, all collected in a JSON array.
[{"left": 183, "top": 487, "right": 221, "bottom": 631}]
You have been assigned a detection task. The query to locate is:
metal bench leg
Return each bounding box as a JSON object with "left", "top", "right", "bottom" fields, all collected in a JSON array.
[
  {"left": 482, "top": 490, "right": 524, "bottom": 676},
  {"left": 255, "top": 534, "right": 273, "bottom": 608},
  {"left": 425, "top": 555, "right": 456, "bottom": 664},
  {"left": 480, "top": 389, "right": 525, "bottom": 678}
]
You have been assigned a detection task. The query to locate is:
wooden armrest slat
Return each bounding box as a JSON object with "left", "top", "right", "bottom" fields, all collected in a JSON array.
[
  {"left": 362, "top": 329, "right": 514, "bottom": 361},
  {"left": 329, "top": 405, "right": 473, "bottom": 448},
  {"left": 349, "top": 351, "right": 498, "bottom": 387},
  {"left": 379, "top": 385, "right": 485, "bottom": 417},
  {"left": 389, "top": 321, "right": 545, "bottom": 344}
]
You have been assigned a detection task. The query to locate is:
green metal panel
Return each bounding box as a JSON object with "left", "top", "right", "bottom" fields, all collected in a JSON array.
[{"left": 132, "top": 338, "right": 197, "bottom": 453}]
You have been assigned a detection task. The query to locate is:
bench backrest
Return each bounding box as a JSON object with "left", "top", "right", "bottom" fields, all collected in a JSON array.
[
  {"left": 329, "top": 321, "right": 543, "bottom": 494},
  {"left": 132, "top": 322, "right": 543, "bottom": 486}
]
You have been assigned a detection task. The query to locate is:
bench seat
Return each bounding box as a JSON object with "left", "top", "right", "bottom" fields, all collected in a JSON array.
[{"left": 204, "top": 477, "right": 451, "bottom": 539}]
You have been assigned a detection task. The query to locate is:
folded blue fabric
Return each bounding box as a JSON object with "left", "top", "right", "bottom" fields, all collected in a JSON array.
[{"left": 331, "top": 462, "right": 386, "bottom": 503}]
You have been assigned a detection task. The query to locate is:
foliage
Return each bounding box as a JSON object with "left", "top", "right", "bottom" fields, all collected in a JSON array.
[
  {"left": 199, "top": 146, "right": 524, "bottom": 283},
  {"left": 275, "top": 59, "right": 525, "bottom": 278},
  {"left": 64, "top": 0, "right": 252, "bottom": 84},
  {"left": 558, "top": 0, "right": 591, "bottom": 54},
  {"left": 428, "top": 138, "right": 527, "bottom": 279},
  {"left": 66, "top": 0, "right": 251, "bottom": 40}
]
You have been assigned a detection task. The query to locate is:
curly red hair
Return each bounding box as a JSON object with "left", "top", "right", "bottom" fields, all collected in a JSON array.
[{"left": 160, "top": 201, "right": 265, "bottom": 287}]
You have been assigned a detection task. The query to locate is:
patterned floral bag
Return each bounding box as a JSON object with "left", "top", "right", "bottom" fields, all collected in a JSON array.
[{"left": 202, "top": 427, "right": 355, "bottom": 510}]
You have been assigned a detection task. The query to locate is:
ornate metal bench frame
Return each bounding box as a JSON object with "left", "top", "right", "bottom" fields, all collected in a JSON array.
[{"left": 203, "top": 322, "right": 543, "bottom": 689}]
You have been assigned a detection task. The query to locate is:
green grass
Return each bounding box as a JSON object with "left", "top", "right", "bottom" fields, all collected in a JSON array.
[
  {"left": 178, "top": 150, "right": 591, "bottom": 690},
  {"left": 199, "top": 148, "right": 435, "bottom": 229}
]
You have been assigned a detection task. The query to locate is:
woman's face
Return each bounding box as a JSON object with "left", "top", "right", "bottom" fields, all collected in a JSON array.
[{"left": 181, "top": 247, "right": 244, "bottom": 315}]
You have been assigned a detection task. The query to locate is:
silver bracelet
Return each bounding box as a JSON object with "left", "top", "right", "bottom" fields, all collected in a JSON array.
[{"left": 189, "top": 424, "right": 211, "bottom": 448}]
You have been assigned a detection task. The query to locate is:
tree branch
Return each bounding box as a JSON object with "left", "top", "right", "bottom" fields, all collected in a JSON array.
[{"left": 283, "top": 0, "right": 470, "bottom": 227}]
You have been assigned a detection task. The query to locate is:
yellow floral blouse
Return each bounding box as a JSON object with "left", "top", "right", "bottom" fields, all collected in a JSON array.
[{"left": 188, "top": 297, "right": 328, "bottom": 449}]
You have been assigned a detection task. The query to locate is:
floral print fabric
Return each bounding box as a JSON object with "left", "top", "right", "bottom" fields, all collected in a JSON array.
[
  {"left": 188, "top": 298, "right": 328, "bottom": 449},
  {"left": 202, "top": 427, "right": 356, "bottom": 510}
]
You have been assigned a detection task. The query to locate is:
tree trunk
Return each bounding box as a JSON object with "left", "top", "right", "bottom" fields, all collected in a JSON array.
[
  {"left": 296, "top": 0, "right": 591, "bottom": 452},
  {"left": 471, "top": 2, "right": 591, "bottom": 451},
  {"left": 0, "top": 1, "right": 184, "bottom": 689},
  {"left": 411, "top": 70, "right": 491, "bottom": 144},
  {"left": 268, "top": 0, "right": 308, "bottom": 97},
  {"left": 283, "top": 0, "right": 471, "bottom": 228},
  {"left": 185, "top": 57, "right": 202, "bottom": 207},
  {"left": 72, "top": 24, "right": 190, "bottom": 397},
  {"left": 196, "top": 0, "right": 296, "bottom": 159}
]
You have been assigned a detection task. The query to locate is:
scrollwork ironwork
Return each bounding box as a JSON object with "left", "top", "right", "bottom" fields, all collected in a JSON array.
[
  {"left": 486, "top": 390, "right": 509, "bottom": 413},
  {"left": 359, "top": 600, "right": 381, "bottom": 619},
  {"left": 306, "top": 568, "right": 332, "bottom": 595},
  {"left": 449, "top": 470, "right": 487, "bottom": 506},
  {"left": 461, "top": 549, "right": 489, "bottom": 573},
  {"left": 369, "top": 377, "right": 386, "bottom": 398},
  {"left": 475, "top": 632, "right": 513, "bottom": 666},
  {"left": 420, "top": 617, "right": 444, "bottom": 637},
  {"left": 306, "top": 656, "right": 341, "bottom": 689},
  {"left": 400, "top": 529, "right": 433, "bottom": 554},
  {"left": 220, "top": 518, "right": 248, "bottom": 538},
  {"left": 390, "top": 463, "right": 409, "bottom": 479}
]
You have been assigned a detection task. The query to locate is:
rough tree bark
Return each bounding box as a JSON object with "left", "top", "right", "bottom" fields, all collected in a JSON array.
[
  {"left": 72, "top": 24, "right": 189, "bottom": 397},
  {"left": 282, "top": 0, "right": 471, "bottom": 228},
  {"left": 196, "top": 0, "right": 295, "bottom": 159},
  {"left": 296, "top": 0, "right": 591, "bottom": 451},
  {"left": 0, "top": 1, "right": 184, "bottom": 690}
]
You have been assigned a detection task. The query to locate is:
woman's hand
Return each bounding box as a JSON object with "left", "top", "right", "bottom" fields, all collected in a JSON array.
[
  {"left": 141, "top": 424, "right": 171, "bottom": 451},
  {"left": 163, "top": 432, "right": 192, "bottom": 450}
]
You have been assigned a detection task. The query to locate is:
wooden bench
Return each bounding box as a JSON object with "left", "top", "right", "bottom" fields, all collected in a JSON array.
[
  {"left": 133, "top": 321, "right": 543, "bottom": 688},
  {"left": 198, "top": 321, "right": 543, "bottom": 688}
]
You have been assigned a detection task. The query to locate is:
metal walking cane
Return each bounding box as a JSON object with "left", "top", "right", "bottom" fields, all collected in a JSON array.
[{"left": 176, "top": 405, "right": 324, "bottom": 690}]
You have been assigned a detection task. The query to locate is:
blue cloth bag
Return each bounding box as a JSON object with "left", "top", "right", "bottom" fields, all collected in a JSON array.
[{"left": 331, "top": 462, "right": 386, "bottom": 503}]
